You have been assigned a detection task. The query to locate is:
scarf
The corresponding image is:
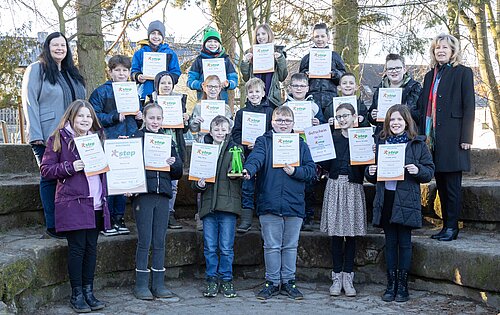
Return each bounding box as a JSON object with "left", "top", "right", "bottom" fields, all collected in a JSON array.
[
  {"left": 425, "top": 64, "right": 447, "bottom": 150},
  {"left": 201, "top": 46, "right": 226, "bottom": 58},
  {"left": 56, "top": 70, "right": 86, "bottom": 110},
  {"left": 386, "top": 132, "right": 410, "bottom": 144}
]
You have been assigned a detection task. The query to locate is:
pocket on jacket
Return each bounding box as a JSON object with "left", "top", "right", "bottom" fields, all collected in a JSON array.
[{"left": 40, "top": 111, "right": 55, "bottom": 122}]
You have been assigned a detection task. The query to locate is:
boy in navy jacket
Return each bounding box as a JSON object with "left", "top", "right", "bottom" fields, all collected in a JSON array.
[{"left": 243, "top": 106, "right": 316, "bottom": 300}]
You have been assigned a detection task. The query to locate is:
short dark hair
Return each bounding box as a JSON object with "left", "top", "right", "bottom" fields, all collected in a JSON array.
[
  {"left": 290, "top": 73, "right": 308, "bottom": 83},
  {"left": 336, "top": 103, "right": 356, "bottom": 115},
  {"left": 313, "top": 23, "right": 329, "bottom": 34},
  {"left": 340, "top": 72, "right": 356, "bottom": 81},
  {"left": 108, "top": 55, "right": 131, "bottom": 70},
  {"left": 386, "top": 53, "right": 405, "bottom": 66}
]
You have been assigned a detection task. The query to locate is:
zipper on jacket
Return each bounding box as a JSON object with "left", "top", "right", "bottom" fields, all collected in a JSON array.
[{"left": 157, "top": 171, "right": 160, "bottom": 194}]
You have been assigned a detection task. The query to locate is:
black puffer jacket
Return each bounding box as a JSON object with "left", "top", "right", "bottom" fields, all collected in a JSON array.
[
  {"left": 133, "top": 128, "right": 183, "bottom": 197},
  {"left": 365, "top": 135, "right": 434, "bottom": 228}
]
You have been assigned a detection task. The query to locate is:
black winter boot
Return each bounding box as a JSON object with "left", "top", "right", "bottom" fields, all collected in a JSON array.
[
  {"left": 82, "top": 284, "right": 105, "bottom": 310},
  {"left": 237, "top": 208, "right": 253, "bottom": 233},
  {"left": 382, "top": 269, "right": 397, "bottom": 302},
  {"left": 395, "top": 270, "right": 410, "bottom": 302},
  {"left": 70, "top": 286, "right": 91, "bottom": 313},
  {"left": 151, "top": 268, "right": 175, "bottom": 298}
]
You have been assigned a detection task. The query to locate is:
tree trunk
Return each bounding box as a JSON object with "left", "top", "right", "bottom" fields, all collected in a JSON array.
[
  {"left": 75, "top": 0, "right": 105, "bottom": 97},
  {"left": 332, "top": 0, "right": 359, "bottom": 73},
  {"left": 447, "top": 0, "right": 460, "bottom": 38}
]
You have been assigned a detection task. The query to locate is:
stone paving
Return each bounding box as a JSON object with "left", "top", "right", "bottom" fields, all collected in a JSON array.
[{"left": 35, "top": 279, "right": 497, "bottom": 315}]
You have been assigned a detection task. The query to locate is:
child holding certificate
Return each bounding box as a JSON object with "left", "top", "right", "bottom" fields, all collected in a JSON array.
[
  {"left": 192, "top": 115, "right": 243, "bottom": 298},
  {"left": 187, "top": 27, "right": 238, "bottom": 101},
  {"left": 231, "top": 78, "right": 274, "bottom": 233},
  {"left": 153, "top": 71, "right": 190, "bottom": 229},
  {"left": 240, "top": 23, "right": 288, "bottom": 108},
  {"left": 131, "top": 103, "right": 183, "bottom": 300},
  {"left": 242, "top": 106, "right": 316, "bottom": 300},
  {"left": 367, "top": 54, "right": 421, "bottom": 135},
  {"left": 299, "top": 23, "right": 346, "bottom": 117},
  {"left": 90, "top": 55, "right": 140, "bottom": 237},
  {"left": 320, "top": 103, "right": 367, "bottom": 297},
  {"left": 131, "top": 20, "right": 182, "bottom": 103},
  {"left": 40, "top": 100, "right": 110, "bottom": 312},
  {"left": 366, "top": 104, "right": 434, "bottom": 303},
  {"left": 330, "top": 72, "right": 369, "bottom": 127}
]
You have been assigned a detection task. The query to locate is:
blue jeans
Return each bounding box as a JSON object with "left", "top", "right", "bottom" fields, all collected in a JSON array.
[
  {"left": 241, "top": 176, "right": 255, "bottom": 210},
  {"left": 203, "top": 211, "right": 237, "bottom": 281},
  {"left": 31, "top": 144, "right": 57, "bottom": 229},
  {"left": 168, "top": 180, "right": 178, "bottom": 213},
  {"left": 107, "top": 195, "right": 126, "bottom": 217},
  {"left": 259, "top": 214, "right": 303, "bottom": 284}
]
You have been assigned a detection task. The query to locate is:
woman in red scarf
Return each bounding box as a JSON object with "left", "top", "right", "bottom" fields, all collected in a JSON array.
[{"left": 416, "top": 34, "right": 475, "bottom": 241}]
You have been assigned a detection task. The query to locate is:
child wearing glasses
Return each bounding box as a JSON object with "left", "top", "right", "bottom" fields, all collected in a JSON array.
[
  {"left": 231, "top": 78, "right": 274, "bottom": 233},
  {"left": 320, "top": 102, "right": 367, "bottom": 297},
  {"left": 330, "top": 72, "right": 370, "bottom": 127},
  {"left": 283, "top": 72, "right": 326, "bottom": 231},
  {"left": 367, "top": 54, "right": 421, "bottom": 135},
  {"left": 242, "top": 106, "right": 316, "bottom": 300}
]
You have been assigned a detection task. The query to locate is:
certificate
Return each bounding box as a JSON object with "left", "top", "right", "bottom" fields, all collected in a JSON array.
[
  {"left": 304, "top": 124, "right": 336, "bottom": 163},
  {"left": 104, "top": 138, "right": 147, "bottom": 195},
  {"left": 288, "top": 101, "right": 312, "bottom": 133},
  {"left": 308, "top": 48, "right": 332, "bottom": 78},
  {"left": 376, "top": 88, "right": 402, "bottom": 122},
  {"left": 73, "top": 134, "right": 109, "bottom": 176},
  {"left": 252, "top": 43, "right": 274, "bottom": 74},
  {"left": 202, "top": 58, "right": 227, "bottom": 83},
  {"left": 188, "top": 143, "right": 219, "bottom": 183},
  {"left": 143, "top": 52, "right": 167, "bottom": 80},
  {"left": 332, "top": 95, "right": 358, "bottom": 129},
  {"left": 348, "top": 127, "right": 375, "bottom": 165},
  {"left": 112, "top": 82, "right": 140, "bottom": 115},
  {"left": 272, "top": 133, "right": 300, "bottom": 168},
  {"left": 200, "top": 100, "right": 226, "bottom": 133},
  {"left": 377, "top": 144, "right": 406, "bottom": 181},
  {"left": 157, "top": 95, "right": 184, "bottom": 128},
  {"left": 242, "top": 112, "right": 267, "bottom": 145},
  {"left": 144, "top": 133, "right": 172, "bottom": 171}
]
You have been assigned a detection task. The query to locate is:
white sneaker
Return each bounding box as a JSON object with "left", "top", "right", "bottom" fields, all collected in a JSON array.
[
  {"left": 342, "top": 272, "right": 356, "bottom": 297},
  {"left": 100, "top": 226, "right": 119, "bottom": 236},
  {"left": 329, "top": 272, "right": 342, "bottom": 296}
]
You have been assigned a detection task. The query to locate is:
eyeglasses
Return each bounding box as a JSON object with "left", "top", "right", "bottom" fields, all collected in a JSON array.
[
  {"left": 274, "top": 119, "right": 294, "bottom": 125},
  {"left": 386, "top": 66, "right": 403, "bottom": 73},
  {"left": 290, "top": 84, "right": 308, "bottom": 88},
  {"left": 335, "top": 113, "right": 352, "bottom": 121},
  {"left": 206, "top": 85, "right": 220, "bottom": 90}
]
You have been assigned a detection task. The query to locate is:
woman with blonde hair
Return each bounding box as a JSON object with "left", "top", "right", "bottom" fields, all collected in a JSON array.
[{"left": 416, "top": 33, "right": 475, "bottom": 241}]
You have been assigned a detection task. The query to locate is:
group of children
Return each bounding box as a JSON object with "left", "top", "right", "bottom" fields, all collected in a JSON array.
[{"left": 40, "top": 19, "right": 435, "bottom": 313}]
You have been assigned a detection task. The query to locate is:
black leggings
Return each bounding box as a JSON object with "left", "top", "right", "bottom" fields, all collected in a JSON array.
[
  {"left": 65, "top": 211, "right": 102, "bottom": 288},
  {"left": 331, "top": 236, "right": 356, "bottom": 273}
]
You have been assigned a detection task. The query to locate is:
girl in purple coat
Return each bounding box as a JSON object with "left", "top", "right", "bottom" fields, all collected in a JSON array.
[{"left": 41, "top": 100, "right": 111, "bottom": 313}]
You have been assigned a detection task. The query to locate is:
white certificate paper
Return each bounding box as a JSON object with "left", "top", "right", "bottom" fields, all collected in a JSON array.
[
  {"left": 144, "top": 133, "right": 172, "bottom": 171},
  {"left": 200, "top": 100, "right": 226, "bottom": 133},
  {"left": 242, "top": 112, "right": 267, "bottom": 145},
  {"left": 332, "top": 95, "right": 358, "bottom": 129},
  {"left": 157, "top": 95, "right": 184, "bottom": 128},
  {"left": 348, "top": 127, "right": 375, "bottom": 165},
  {"left": 376, "top": 88, "right": 403, "bottom": 122},
  {"left": 202, "top": 58, "right": 227, "bottom": 83},
  {"left": 104, "top": 138, "right": 147, "bottom": 195},
  {"left": 308, "top": 48, "right": 332, "bottom": 78},
  {"left": 188, "top": 143, "right": 219, "bottom": 183},
  {"left": 252, "top": 43, "right": 275, "bottom": 74},
  {"left": 377, "top": 144, "right": 406, "bottom": 181},
  {"left": 272, "top": 133, "right": 300, "bottom": 168},
  {"left": 288, "top": 101, "right": 312, "bottom": 133},
  {"left": 304, "top": 124, "right": 336, "bottom": 163},
  {"left": 112, "top": 82, "right": 140, "bottom": 115},
  {"left": 73, "top": 134, "right": 109, "bottom": 176},
  {"left": 143, "top": 52, "right": 167, "bottom": 79}
]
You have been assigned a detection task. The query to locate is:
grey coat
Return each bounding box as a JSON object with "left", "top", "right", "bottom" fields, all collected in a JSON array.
[
  {"left": 22, "top": 61, "right": 86, "bottom": 143},
  {"left": 365, "top": 136, "right": 435, "bottom": 229}
]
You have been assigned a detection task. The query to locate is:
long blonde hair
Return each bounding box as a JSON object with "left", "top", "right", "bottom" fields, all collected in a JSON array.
[
  {"left": 253, "top": 24, "right": 275, "bottom": 44},
  {"left": 429, "top": 33, "right": 462, "bottom": 67},
  {"left": 51, "top": 100, "right": 103, "bottom": 152}
]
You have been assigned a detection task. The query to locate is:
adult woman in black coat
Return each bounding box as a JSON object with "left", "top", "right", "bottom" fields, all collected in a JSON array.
[{"left": 416, "top": 34, "right": 475, "bottom": 241}]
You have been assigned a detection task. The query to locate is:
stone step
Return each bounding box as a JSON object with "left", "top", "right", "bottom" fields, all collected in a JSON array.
[
  {"left": 0, "top": 144, "right": 39, "bottom": 175},
  {"left": 0, "top": 225, "right": 498, "bottom": 312}
]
